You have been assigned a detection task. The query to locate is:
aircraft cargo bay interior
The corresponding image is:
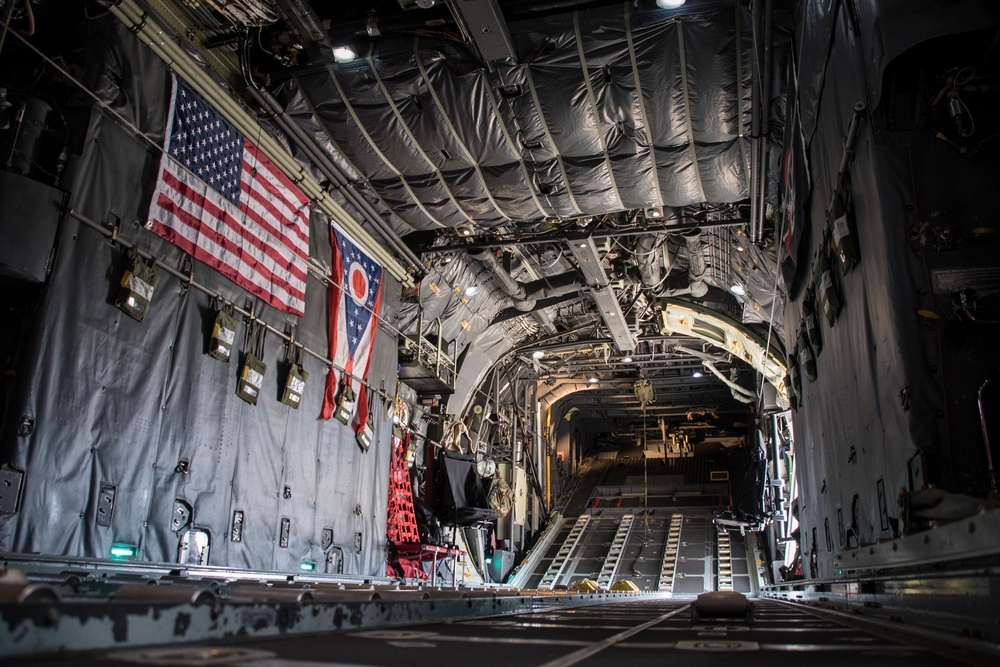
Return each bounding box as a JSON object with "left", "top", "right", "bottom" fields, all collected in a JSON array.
[{"left": 0, "top": 0, "right": 999, "bottom": 664}]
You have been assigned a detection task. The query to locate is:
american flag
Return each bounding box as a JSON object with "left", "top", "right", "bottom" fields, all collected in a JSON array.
[
  {"left": 320, "top": 224, "right": 383, "bottom": 425},
  {"left": 147, "top": 78, "right": 310, "bottom": 316}
]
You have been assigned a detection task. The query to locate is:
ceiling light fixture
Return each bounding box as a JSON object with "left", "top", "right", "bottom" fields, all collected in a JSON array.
[
  {"left": 656, "top": 0, "right": 686, "bottom": 8},
  {"left": 731, "top": 284, "right": 747, "bottom": 297},
  {"left": 622, "top": 356, "right": 633, "bottom": 363},
  {"left": 692, "top": 371, "right": 704, "bottom": 378},
  {"left": 465, "top": 285, "right": 479, "bottom": 296},
  {"left": 332, "top": 46, "right": 357, "bottom": 63},
  {"left": 532, "top": 350, "right": 545, "bottom": 359},
  {"left": 588, "top": 376, "right": 599, "bottom": 383}
]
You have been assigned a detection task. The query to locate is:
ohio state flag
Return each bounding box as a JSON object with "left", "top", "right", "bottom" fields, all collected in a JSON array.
[{"left": 320, "top": 224, "right": 383, "bottom": 428}]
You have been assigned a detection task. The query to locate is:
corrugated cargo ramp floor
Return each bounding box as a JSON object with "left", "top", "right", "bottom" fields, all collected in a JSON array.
[{"left": 20, "top": 598, "right": 981, "bottom": 667}]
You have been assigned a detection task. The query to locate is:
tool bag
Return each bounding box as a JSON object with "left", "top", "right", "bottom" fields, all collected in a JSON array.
[
  {"left": 236, "top": 320, "right": 267, "bottom": 405},
  {"left": 786, "top": 352, "right": 802, "bottom": 410},
  {"left": 279, "top": 344, "right": 308, "bottom": 408},
  {"left": 116, "top": 247, "right": 160, "bottom": 322},
  {"left": 828, "top": 172, "right": 860, "bottom": 273},
  {"left": 488, "top": 475, "right": 514, "bottom": 519},
  {"left": 815, "top": 250, "right": 841, "bottom": 326},
  {"left": 355, "top": 389, "right": 375, "bottom": 452},
  {"left": 797, "top": 329, "right": 817, "bottom": 382},
  {"left": 802, "top": 287, "right": 823, "bottom": 356},
  {"left": 209, "top": 300, "right": 239, "bottom": 362},
  {"left": 332, "top": 375, "right": 356, "bottom": 425}
]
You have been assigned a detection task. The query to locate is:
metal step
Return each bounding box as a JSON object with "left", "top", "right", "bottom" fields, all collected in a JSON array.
[
  {"left": 595, "top": 514, "right": 635, "bottom": 589},
  {"left": 717, "top": 529, "right": 733, "bottom": 591},
  {"left": 657, "top": 513, "right": 684, "bottom": 592},
  {"left": 538, "top": 514, "right": 591, "bottom": 590}
]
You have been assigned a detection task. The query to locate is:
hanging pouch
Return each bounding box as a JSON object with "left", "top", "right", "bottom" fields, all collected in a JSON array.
[
  {"left": 280, "top": 345, "right": 308, "bottom": 408},
  {"left": 236, "top": 321, "right": 267, "bottom": 405},
  {"left": 802, "top": 287, "right": 822, "bottom": 356},
  {"left": 209, "top": 301, "right": 239, "bottom": 362},
  {"left": 356, "top": 388, "right": 375, "bottom": 451},
  {"left": 488, "top": 476, "right": 514, "bottom": 519},
  {"left": 815, "top": 251, "right": 841, "bottom": 326},
  {"left": 333, "top": 376, "right": 356, "bottom": 424},
  {"left": 356, "top": 417, "right": 374, "bottom": 452},
  {"left": 828, "top": 172, "right": 861, "bottom": 273},
  {"left": 797, "top": 329, "right": 817, "bottom": 382},
  {"left": 116, "top": 248, "right": 160, "bottom": 322},
  {"left": 786, "top": 351, "right": 801, "bottom": 411}
]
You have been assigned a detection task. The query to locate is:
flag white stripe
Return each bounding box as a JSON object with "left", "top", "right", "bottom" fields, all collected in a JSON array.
[
  {"left": 163, "top": 163, "right": 307, "bottom": 291},
  {"left": 238, "top": 170, "right": 310, "bottom": 259},
  {"left": 154, "top": 176, "right": 307, "bottom": 305},
  {"left": 150, "top": 201, "right": 306, "bottom": 310},
  {"left": 243, "top": 149, "right": 311, "bottom": 229}
]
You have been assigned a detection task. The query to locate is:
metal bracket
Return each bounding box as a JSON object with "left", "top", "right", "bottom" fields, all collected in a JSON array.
[
  {"left": 876, "top": 478, "right": 890, "bottom": 532},
  {"left": 106, "top": 212, "right": 122, "bottom": 245},
  {"left": 279, "top": 518, "right": 291, "bottom": 548},
  {"left": 179, "top": 254, "right": 193, "bottom": 293},
  {"left": 0, "top": 465, "right": 25, "bottom": 514},
  {"left": 231, "top": 510, "right": 244, "bottom": 542},
  {"left": 171, "top": 498, "right": 192, "bottom": 533},
  {"left": 96, "top": 483, "right": 116, "bottom": 528},
  {"left": 284, "top": 323, "right": 296, "bottom": 362}
]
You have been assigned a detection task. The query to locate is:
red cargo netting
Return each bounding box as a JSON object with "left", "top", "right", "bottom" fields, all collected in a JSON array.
[{"left": 386, "top": 430, "right": 420, "bottom": 546}]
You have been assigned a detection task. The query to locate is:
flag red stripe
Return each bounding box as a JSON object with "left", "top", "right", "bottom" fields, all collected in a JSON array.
[
  {"left": 162, "top": 167, "right": 307, "bottom": 284},
  {"left": 150, "top": 219, "right": 304, "bottom": 316},
  {"left": 239, "top": 174, "right": 309, "bottom": 254},
  {"left": 243, "top": 142, "right": 311, "bottom": 209},
  {"left": 240, "top": 145, "right": 310, "bottom": 247},
  {"left": 154, "top": 191, "right": 306, "bottom": 303}
]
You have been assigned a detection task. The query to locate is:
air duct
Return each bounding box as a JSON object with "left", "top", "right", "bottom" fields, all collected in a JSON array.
[
  {"left": 682, "top": 228, "right": 709, "bottom": 298},
  {"left": 636, "top": 234, "right": 664, "bottom": 294},
  {"left": 468, "top": 248, "right": 581, "bottom": 312}
]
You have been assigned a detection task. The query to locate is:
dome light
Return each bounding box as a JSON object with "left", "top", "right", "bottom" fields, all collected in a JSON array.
[
  {"left": 532, "top": 350, "right": 545, "bottom": 359},
  {"left": 465, "top": 285, "right": 479, "bottom": 296},
  {"left": 656, "top": 0, "right": 686, "bottom": 8},
  {"left": 692, "top": 371, "right": 703, "bottom": 378},
  {"left": 622, "top": 356, "right": 633, "bottom": 363},
  {"left": 731, "top": 284, "right": 747, "bottom": 297},
  {"left": 332, "top": 46, "right": 357, "bottom": 63},
  {"left": 588, "top": 376, "right": 599, "bottom": 383}
]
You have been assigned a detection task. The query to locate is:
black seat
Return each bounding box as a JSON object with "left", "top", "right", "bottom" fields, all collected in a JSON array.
[{"left": 434, "top": 450, "right": 497, "bottom": 527}]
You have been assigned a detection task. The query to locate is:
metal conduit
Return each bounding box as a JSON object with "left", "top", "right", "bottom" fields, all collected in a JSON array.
[
  {"left": 109, "top": 0, "right": 414, "bottom": 286},
  {"left": 752, "top": 0, "right": 773, "bottom": 245}
]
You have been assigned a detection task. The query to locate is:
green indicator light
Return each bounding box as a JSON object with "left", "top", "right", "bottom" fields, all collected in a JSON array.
[
  {"left": 111, "top": 543, "right": 138, "bottom": 559},
  {"left": 299, "top": 561, "right": 316, "bottom": 572}
]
